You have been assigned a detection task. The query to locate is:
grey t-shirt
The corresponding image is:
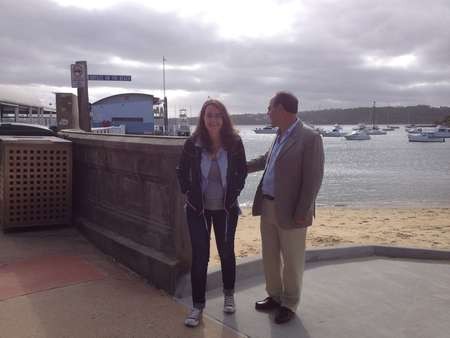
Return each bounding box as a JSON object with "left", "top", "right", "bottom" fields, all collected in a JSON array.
[{"left": 204, "top": 159, "right": 224, "bottom": 210}]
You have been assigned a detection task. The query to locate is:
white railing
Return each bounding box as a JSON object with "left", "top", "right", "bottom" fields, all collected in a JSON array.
[
  {"left": 91, "top": 125, "right": 126, "bottom": 135},
  {"left": 1, "top": 117, "right": 57, "bottom": 127}
]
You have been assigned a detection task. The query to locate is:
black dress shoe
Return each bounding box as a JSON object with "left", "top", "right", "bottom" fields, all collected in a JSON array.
[
  {"left": 275, "top": 306, "right": 295, "bottom": 324},
  {"left": 255, "top": 297, "right": 281, "bottom": 311}
]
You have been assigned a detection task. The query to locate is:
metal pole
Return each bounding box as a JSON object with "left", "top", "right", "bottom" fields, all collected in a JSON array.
[
  {"left": 163, "top": 56, "right": 166, "bottom": 99},
  {"left": 76, "top": 60, "right": 91, "bottom": 132},
  {"left": 163, "top": 56, "right": 168, "bottom": 134}
]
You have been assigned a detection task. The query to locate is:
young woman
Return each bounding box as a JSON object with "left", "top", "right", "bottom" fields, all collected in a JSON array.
[{"left": 176, "top": 99, "right": 247, "bottom": 327}]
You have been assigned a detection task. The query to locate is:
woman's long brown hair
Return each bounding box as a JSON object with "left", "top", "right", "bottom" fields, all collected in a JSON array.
[{"left": 192, "top": 99, "right": 238, "bottom": 153}]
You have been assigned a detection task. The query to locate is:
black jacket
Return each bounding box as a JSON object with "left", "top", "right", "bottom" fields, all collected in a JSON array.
[{"left": 176, "top": 135, "right": 247, "bottom": 214}]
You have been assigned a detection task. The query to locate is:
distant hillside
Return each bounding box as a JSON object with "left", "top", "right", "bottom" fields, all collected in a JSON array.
[
  {"left": 298, "top": 105, "right": 450, "bottom": 125},
  {"left": 170, "top": 105, "right": 450, "bottom": 126},
  {"left": 440, "top": 115, "right": 450, "bottom": 126}
]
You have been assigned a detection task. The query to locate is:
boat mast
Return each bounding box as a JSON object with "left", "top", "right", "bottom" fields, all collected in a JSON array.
[{"left": 372, "top": 101, "right": 376, "bottom": 127}]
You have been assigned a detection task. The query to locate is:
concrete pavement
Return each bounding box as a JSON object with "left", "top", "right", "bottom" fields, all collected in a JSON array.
[
  {"left": 179, "top": 257, "right": 450, "bottom": 338},
  {"left": 2, "top": 225, "right": 450, "bottom": 338},
  {"left": 0, "top": 226, "right": 245, "bottom": 338}
]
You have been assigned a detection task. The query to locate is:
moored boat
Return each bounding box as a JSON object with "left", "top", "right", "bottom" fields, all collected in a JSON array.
[
  {"left": 345, "top": 130, "right": 371, "bottom": 140},
  {"left": 366, "top": 125, "right": 387, "bottom": 135},
  {"left": 254, "top": 126, "right": 277, "bottom": 134},
  {"left": 323, "top": 124, "right": 347, "bottom": 137},
  {"left": 352, "top": 123, "right": 367, "bottom": 130},
  {"left": 408, "top": 132, "right": 445, "bottom": 142},
  {"left": 433, "top": 125, "right": 450, "bottom": 138}
]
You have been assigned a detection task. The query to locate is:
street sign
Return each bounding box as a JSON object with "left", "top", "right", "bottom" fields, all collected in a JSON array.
[
  {"left": 88, "top": 75, "right": 132, "bottom": 81},
  {"left": 71, "top": 63, "right": 86, "bottom": 88}
]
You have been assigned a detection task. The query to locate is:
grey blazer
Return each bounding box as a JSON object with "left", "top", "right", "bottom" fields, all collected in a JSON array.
[{"left": 248, "top": 121, "right": 324, "bottom": 229}]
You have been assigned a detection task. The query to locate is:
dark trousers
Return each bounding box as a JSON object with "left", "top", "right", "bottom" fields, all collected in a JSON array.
[{"left": 186, "top": 207, "right": 238, "bottom": 309}]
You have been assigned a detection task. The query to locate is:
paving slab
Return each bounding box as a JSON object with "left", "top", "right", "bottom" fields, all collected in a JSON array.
[
  {"left": 0, "top": 255, "right": 107, "bottom": 301},
  {"left": 179, "top": 257, "right": 450, "bottom": 338},
  {"left": 0, "top": 227, "right": 245, "bottom": 338}
]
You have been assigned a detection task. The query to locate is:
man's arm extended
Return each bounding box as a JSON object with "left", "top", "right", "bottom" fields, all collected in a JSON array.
[{"left": 247, "top": 152, "right": 268, "bottom": 174}]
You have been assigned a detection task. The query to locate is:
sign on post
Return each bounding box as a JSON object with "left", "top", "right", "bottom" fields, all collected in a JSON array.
[
  {"left": 71, "top": 63, "right": 86, "bottom": 88},
  {"left": 88, "top": 75, "right": 132, "bottom": 81}
]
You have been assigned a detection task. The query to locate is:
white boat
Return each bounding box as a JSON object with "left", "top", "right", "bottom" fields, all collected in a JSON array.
[
  {"left": 382, "top": 126, "right": 395, "bottom": 131},
  {"left": 366, "top": 125, "right": 387, "bottom": 135},
  {"left": 254, "top": 126, "right": 277, "bottom": 134},
  {"left": 433, "top": 125, "right": 450, "bottom": 138},
  {"left": 387, "top": 125, "right": 400, "bottom": 129},
  {"left": 323, "top": 124, "right": 347, "bottom": 137},
  {"left": 408, "top": 132, "right": 445, "bottom": 142},
  {"left": 352, "top": 123, "right": 367, "bottom": 130},
  {"left": 360, "top": 101, "right": 387, "bottom": 135},
  {"left": 344, "top": 130, "right": 371, "bottom": 140},
  {"left": 406, "top": 127, "right": 422, "bottom": 134},
  {"left": 314, "top": 127, "right": 326, "bottom": 135}
]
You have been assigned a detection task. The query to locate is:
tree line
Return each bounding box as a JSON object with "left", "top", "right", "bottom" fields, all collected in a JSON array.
[{"left": 180, "top": 105, "right": 450, "bottom": 126}]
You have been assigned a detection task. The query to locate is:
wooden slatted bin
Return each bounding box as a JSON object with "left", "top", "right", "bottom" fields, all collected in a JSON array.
[{"left": 0, "top": 136, "right": 72, "bottom": 231}]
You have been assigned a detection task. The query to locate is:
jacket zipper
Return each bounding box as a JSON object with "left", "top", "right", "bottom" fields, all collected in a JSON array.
[
  {"left": 186, "top": 198, "right": 197, "bottom": 212},
  {"left": 223, "top": 152, "right": 232, "bottom": 243},
  {"left": 223, "top": 188, "right": 229, "bottom": 243}
]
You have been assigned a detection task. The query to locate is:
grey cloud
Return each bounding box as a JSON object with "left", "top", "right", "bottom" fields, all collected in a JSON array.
[{"left": 0, "top": 0, "right": 449, "bottom": 113}]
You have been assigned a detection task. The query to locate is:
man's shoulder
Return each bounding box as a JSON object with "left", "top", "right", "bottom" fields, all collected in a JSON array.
[{"left": 297, "top": 122, "right": 321, "bottom": 139}]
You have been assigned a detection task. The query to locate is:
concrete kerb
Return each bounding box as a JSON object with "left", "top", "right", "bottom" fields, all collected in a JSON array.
[{"left": 174, "top": 245, "right": 450, "bottom": 299}]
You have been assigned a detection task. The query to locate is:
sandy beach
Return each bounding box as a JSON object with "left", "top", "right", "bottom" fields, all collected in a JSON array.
[{"left": 209, "top": 207, "right": 450, "bottom": 265}]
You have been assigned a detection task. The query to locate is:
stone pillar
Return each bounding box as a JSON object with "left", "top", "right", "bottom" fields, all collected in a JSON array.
[{"left": 56, "top": 93, "right": 80, "bottom": 130}]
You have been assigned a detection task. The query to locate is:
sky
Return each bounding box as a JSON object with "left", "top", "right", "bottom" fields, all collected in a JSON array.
[{"left": 1, "top": 0, "right": 449, "bottom": 117}]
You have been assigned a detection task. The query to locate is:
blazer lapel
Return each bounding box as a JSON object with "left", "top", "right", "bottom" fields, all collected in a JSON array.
[
  {"left": 264, "top": 136, "right": 278, "bottom": 171},
  {"left": 276, "top": 121, "right": 302, "bottom": 162},
  {"left": 258, "top": 136, "right": 277, "bottom": 185}
]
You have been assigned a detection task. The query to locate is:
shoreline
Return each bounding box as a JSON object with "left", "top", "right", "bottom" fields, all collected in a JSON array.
[{"left": 209, "top": 207, "right": 450, "bottom": 265}]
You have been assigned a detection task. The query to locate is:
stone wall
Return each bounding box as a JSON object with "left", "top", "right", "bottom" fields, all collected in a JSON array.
[{"left": 60, "top": 130, "right": 190, "bottom": 294}]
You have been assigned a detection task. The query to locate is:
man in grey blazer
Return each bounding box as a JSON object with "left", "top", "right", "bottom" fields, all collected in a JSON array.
[{"left": 247, "top": 91, "right": 324, "bottom": 324}]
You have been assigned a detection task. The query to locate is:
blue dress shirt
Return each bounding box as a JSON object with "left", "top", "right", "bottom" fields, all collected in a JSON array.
[{"left": 262, "top": 119, "right": 299, "bottom": 197}]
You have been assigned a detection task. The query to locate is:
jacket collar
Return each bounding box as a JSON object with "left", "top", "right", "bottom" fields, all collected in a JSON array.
[{"left": 276, "top": 120, "right": 303, "bottom": 162}]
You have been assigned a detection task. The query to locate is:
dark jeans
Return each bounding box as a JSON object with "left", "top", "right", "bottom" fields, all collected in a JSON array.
[{"left": 186, "top": 207, "right": 238, "bottom": 309}]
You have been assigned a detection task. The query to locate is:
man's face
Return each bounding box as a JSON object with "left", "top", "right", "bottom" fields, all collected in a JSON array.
[{"left": 267, "top": 98, "right": 281, "bottom": 127}]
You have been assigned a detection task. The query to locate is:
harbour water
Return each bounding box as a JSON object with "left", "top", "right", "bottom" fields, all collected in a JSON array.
[{"left": 238, "top": 125, "right": 450, "bottom": 208}]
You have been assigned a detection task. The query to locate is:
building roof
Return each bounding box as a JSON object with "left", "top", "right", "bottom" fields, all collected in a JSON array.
[
  {"left": 92, "top": 93, "right": 161, "bottom": 106},
  {"left": 0, "top": 98, "right": 55, "bottom": 111}
]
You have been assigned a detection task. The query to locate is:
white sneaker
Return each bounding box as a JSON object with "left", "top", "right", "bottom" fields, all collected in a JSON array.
[
  {"left": 223, "top": 295, "right": 235, "bottom": 314},
  {"left": 184, "top": 308, "right": 203, "bottom": 327}
]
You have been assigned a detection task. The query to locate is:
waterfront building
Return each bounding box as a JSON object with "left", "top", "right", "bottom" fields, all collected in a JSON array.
[
  {"left": 91, "top": 93, "right": 163, "bottom": 135},
  {"left": 0, "top": 98, "right": 56, "bottom": 126}
]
